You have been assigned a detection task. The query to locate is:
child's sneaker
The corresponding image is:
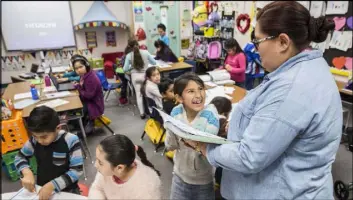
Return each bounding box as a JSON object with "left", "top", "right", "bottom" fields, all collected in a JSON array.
[{"left": 119, "top": 97, "right": 128, "bottom": 105}]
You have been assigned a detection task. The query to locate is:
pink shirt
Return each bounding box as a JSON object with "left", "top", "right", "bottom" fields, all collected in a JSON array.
[{"left": 222, "top": 52, "right": 246, "bottom": 83}]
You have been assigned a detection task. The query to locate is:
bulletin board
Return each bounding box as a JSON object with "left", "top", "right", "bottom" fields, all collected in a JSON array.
[{"left": 322, "top": 1, "right": 352, "bottom": 70}]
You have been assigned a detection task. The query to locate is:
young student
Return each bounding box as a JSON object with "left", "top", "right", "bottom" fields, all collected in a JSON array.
[
  {"left": 158, "top": 78, "right": 177, "bottom": 115},
  {"left": 123, "top": 39, "right": 157, "bottom": 119},
  {"left": 218, "top": 38, "right": 246, "bottom": 88},
  {"left": 209, "top": 96, "right": 232, "bottom": 200},
  {"left": 56, "top": 55, "right": 81, "bottom": 83},
  {"left": 141, "top": 66, "right": 162, "bottom": 112},
  {"left": 72, "top": 54, "right": 104, "bottom": 133},
  {"left": 154, "top": 40, "right": 178, "bottom": 63},
  {"left": 165, "top": 72, "right": 220, "bottom": 200},
  {"left": 157, "top": 23, "right": 169, "bottom": 46},
  {"left": 15, "top": 106, "right": 83, "bottom": 200},
  {"left": 89, "top": 134, "right": 161, "bottom": 199}
]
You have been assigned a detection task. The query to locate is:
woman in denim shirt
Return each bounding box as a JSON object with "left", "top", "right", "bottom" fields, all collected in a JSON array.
[{"left": 184, "top": 2, "right": 342, "bottom": 199}]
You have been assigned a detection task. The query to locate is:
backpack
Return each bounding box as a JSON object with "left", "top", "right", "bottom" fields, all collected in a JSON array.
[
  {"left": 195, "top": 41, "right": 208, "bottom": 60},
  {"left": 207, "top": 41, "right": 222, "bottom": 59}
]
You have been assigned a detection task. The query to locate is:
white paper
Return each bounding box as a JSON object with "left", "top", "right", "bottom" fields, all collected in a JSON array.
[
  {"left": 45, "top": 91, "right": 71, "bottom": 99},
  {"left": 224, "top": 86, "right": 235, "bottom": 94},
  {"left": 43, "top": 86, "right": 57, "bottom": 93},
  {"left": 207, "top": 70, "right": 231, "bottom": 82},
  {"left": 14, "top": 99, "right": 40, "bottom": 109},
  {"left": 214, "top": 80, "right": 236, "bottom": 85},
  {"left": 10, "top": 185, "right": 43, "bottom": 200},
  {"left": 205, "top": 86, "right": 232, "bottom": 105},
  {"left": 36, "top": 99, "right": 69, "bottom": 108},
  {"left": 310, "top": 1, "right": 326, "bottom": 17},
  {"left": 325, "top": 32, "right": 332, "bottom": 49},
  {"left": 44, "top": 66, "right": 69, "bottom": 73},
  {"left": 14, "top": 91, "right": 40, "bottom": 100},
  {"left": 198, "top": 75, "right": 212, "bottom": 82},
  {"left": 205, "top": 81, "right": 217, "bottom": 87},
  {"left": 329, "top": 31, "right": 352, "bottom": 51},
  {"left": 325, "top": 1, "right": 349, "bottom": 15}
]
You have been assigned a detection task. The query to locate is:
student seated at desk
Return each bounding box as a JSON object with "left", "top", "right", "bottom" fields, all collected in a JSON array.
[
  {"left": 71, "top": 54, "right": 104, "bottom": 133},
  {"left": 158, "top": 78, "right": 177, "bottom": 115},
  {"left": 154, "top": 40, "right": 178, "bottom": 63},
  {"left": 141, "top": 67, "right": 162, "bottom": 111},
  {"left": 56, "top": 55, "right": 81, "bottom": 83},
  {"left": 89, "top": 134, "right": 161, "bottom": 199},
  {"left": 15, "top": 106, "right": 83, "bottom": 199}
]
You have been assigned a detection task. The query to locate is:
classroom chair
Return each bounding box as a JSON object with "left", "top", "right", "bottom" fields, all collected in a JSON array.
[
  {"left": 96, "top": 70, "right": 121, "bottom": 101},
  {"left": 140, "top": 96, "right": 166, "bottom": 152},
  {"left": 95, "top": 115, "right": 115, "bottom": 135}
]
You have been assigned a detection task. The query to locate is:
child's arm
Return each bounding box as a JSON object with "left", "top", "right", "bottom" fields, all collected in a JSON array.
[
  {"left": 226, "top": 53, "right": 246, "bottom": 74},
  {"left": 62, "top": 71, "right": 76, "bottom": 78},
  {"left": 15, "top": 139, "right": 36, "bottom": 192},
  {"left": 196, "top": 104, "right": 220, "bottom": 135},
  {"left": 51, "top": 134, "right": 83, "bottom": 193},
  {"left": 67, "top": 76, "right": 80, "bottom": 82},
  {"left": 88, "top": 172, "right": 106, "bottom": 199},
  {"left": 146, "top": 51, "right": 157, "bottom": 65},
  {"left": 123, "top": 53, "right": 132, "bottom": 72}
]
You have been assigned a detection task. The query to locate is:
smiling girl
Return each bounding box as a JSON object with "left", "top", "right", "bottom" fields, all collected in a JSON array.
[
  {"left": 89, "top": 134, "right": 161, "bottom": 199},
  {"left": 165, "top": 73, "right": 219, "bottom": 200}
]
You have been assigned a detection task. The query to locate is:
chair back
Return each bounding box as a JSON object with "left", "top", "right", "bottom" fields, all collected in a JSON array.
[
  {"left": 96, "top": 70, "right": 110, "bottom": 89},
  {"left": 143, "top": 96, "right": 163, "bottom": 124}
]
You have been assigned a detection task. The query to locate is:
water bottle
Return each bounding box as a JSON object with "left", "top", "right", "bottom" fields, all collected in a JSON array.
[
  {"left": 30, "top": 84, "right": 39, "bottom": 100},
  {"left": 44, "top": 75, "right": 51, "bottom": 86}
]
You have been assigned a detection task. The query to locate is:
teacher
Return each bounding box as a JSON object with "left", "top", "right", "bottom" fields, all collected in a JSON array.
[{"left": 185, "top": 1, "right": 342, "bottom": 199}]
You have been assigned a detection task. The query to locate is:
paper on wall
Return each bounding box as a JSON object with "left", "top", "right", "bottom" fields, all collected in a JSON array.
[
  {"left": 310, "top": 1, "right": 326, "bottom": 18},
  {"left": 297, "top": 1, "right": 310, "bottom": 10},
  {"left": 329, "top": 31, "right": 352, "bottom": 51},
  {"left": 325, "top": 1, "right": 349, "bottom": 15}
]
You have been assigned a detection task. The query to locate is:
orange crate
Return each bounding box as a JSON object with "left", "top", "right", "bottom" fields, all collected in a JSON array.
[{"left": 1, "top": 110, "right": 29, "bottom": 154}]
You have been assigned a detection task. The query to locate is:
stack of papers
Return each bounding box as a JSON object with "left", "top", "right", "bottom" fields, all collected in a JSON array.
[
  {"left": 36, "top": 99, "right": 69, "bottom": 108},
  {"left": 156, "top": 108, "right": 234, "bottom": 144},
  {"left": 198, "top": 70, "right": 235, "bottom": 85},
  {"left": 9, "top": 185, "right": 47, "bottom": 200},
  {"left": 205, "top": 86, "right": 232, "bottom": 105}
]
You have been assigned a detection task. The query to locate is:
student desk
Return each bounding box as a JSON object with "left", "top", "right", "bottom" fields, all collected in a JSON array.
[
  {"left": 158, "top": 61, "right": 193, "bottom": 72},
  {"left": 2, "top": 82, "right": 93, "bottom": 168},
  {"left": 205, "top": 84, "right": 247, "bottom": 104}
]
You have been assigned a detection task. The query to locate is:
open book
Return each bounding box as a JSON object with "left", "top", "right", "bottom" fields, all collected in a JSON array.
[
  {"left": 207, "top": 69, "right": 231, "bottom": 82},
  {"left": 155, "top": 108, "right": 234, "bottom": 144}
]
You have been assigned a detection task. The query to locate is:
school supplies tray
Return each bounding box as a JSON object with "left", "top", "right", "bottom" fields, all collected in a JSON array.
[
  {"left": 2, "top": 150, "right": 37, "bottom": 181},
  {"left": 1, "top": 110, "right": 29, "bottom": 154}
]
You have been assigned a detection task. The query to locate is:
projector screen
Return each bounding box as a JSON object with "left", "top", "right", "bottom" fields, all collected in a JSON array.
[{"left": 1, "top": 1, "right": 76, "bottom": 51}]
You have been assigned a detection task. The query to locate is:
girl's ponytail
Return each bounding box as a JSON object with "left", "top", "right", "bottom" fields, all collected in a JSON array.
[{"left": 136, "top": 145, "right": 161, "bottom": 176}]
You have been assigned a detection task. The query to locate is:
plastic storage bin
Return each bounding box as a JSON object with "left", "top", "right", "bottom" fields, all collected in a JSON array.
[
  {"left": 1, "top": 110, "right": 29, "bottom": 154},
  {"left": 2, "top": 150, "right": 37, "bottom": 181},
  {"left": 88, "top": 58, "right": 104, "bottom": 69}
]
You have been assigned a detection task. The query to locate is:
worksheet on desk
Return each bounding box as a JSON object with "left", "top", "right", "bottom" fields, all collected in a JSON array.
[{"left": 10, "top": 185, "right": 42, "bottom": 200}]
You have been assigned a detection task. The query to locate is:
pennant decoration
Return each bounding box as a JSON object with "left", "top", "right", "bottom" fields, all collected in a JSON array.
[
  {"left": 30, "top": 52, "right": 36, "bottom": 59},
  {"left": 8, "top": 56, "right": 13, "bottom": 62},
  {"left": 89, "top": 48, "right": 94, "bottom": 54},
  {"left": 19, "top": 55, "right": 25, "bottom": 61},
  {"left": 13, "top": 56, "right": 19, "bottom": 62},
  {"left": 1, "top": 57, "right": 7, "bottom": 63},
  {"left": 74, "top": 21, "right": 129, "bottom": 30},
  {"left": 78, "top": 50, "right": 83, "bottom": 55}
]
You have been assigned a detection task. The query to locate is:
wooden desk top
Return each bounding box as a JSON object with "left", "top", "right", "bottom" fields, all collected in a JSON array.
[
  {"left": 158, "top": 62, "right": 193, "bottom": 72},
  {"left": 2, "top": 82, "right": 43, "bottom": 101},
  {"left": 22, "top": 95, "right": 83, "bottom": 118},
  {"left": 334, "top": 75, "right": 352, "bottom": 96},
  {"left": 206, "top": 84, "right": 247, "bottom": 104}
]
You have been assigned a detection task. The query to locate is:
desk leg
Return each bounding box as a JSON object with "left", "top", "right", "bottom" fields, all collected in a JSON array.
[{"left": 78, "top": 117, "right": 93, "bottom": 164}]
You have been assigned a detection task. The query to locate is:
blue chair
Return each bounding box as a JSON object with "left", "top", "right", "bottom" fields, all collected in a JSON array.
[{"left": 96, "top": 70, "right": 121, "bottom": 101}]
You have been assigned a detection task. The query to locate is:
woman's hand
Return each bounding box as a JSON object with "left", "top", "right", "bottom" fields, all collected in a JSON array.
[{"left": 181, "top": 139, "right": 208, "bottom": 157}]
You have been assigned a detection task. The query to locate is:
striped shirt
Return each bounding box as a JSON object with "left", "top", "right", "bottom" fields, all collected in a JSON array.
[{"left": 15, "top": 130, "right": 83, "bottom": 192}]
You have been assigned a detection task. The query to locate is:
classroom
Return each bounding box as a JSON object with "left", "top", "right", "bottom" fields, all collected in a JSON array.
[{"left": 1, "top": 1, "right": 352, "bottom": 200}]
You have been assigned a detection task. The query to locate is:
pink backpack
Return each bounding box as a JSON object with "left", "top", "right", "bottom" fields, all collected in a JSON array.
[{"left": 207, "top": 41, "right": 222, "bottom": 59}]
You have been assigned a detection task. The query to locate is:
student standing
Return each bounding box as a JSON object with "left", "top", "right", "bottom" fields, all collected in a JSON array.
[
  {"left": 15, "top": 106, "right": 83, "bottom": 200},
  {"left": 154, "top": 40, "right": 178, "bottom": 63},
  {"left": 123, "top": 39, "right": 157, "bottom": 119},
  {"left": 165, "top": 73, "right": 219, "bottom": 200},
  {"left": 157, "top": 23, "right": 170, "bottom": 46}
]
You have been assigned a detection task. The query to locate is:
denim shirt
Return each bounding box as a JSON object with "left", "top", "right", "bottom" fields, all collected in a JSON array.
[{"left": 206, "top": 50, "right": 342, "bottom": 199}]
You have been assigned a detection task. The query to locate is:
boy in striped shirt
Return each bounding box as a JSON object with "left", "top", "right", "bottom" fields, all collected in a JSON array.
[{"left": 15, "top": 106, "right": 83, "bottom": 199}]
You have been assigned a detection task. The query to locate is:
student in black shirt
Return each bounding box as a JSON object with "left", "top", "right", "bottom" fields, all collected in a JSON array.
[{"left": 158, "top": 78, "right": 177, "bottom": 114}]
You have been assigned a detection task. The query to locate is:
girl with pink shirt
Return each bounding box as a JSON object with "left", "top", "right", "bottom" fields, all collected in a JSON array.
[
  {"left": 89, "top": 134, "right": 162, "bottom": 200},
  {"left": 219, "top": 38, "right": 247, "bottom": 88}
]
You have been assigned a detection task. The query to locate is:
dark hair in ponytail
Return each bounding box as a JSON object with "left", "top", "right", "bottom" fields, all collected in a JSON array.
[
  {"left": 136, "top": 146, "right": 161, "bottom": 176},
  {"left": 127, "top": 39, "right": 144, "bottom": 70},
  {"left": 141, "top": 66, "right": 160, "bottom": 97},
  {"left": 99, "top": 134, "right": 161, "bottom": 176}
]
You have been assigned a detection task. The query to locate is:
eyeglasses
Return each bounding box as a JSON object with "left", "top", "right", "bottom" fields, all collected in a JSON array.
[{"left": 252, "top": 36, "right": 276, "bottom": 50}]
